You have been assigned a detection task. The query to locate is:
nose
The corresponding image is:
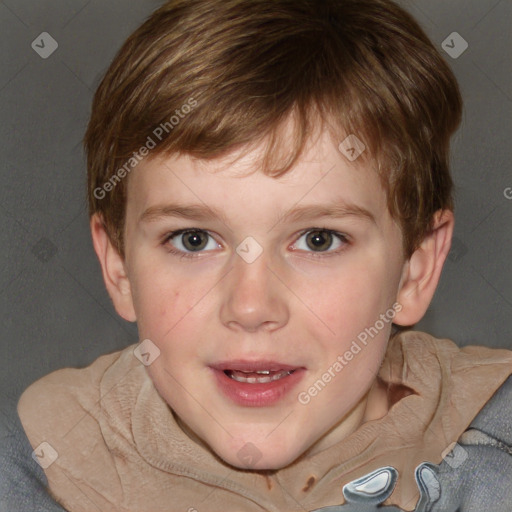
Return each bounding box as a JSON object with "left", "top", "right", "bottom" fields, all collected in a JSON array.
[{"left": 219, "top": 249, "right": 290, "bottom": 333}]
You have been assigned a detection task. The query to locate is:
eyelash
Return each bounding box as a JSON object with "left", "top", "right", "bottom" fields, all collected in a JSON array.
[{"left": 161, "top": 228, "right": 350, "bottom": 261}]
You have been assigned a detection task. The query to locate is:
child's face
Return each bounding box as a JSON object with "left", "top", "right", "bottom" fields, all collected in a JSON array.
[{"left": 122, "top": 127, "right": 407, "bottom": 470}]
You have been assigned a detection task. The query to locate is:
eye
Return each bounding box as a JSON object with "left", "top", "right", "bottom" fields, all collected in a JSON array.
[
  {"left": 292, "top": 228, "right": 349, "bottom": 254},
  {"left": 163, "top": 229, "right": 220, "bottom": 256}
]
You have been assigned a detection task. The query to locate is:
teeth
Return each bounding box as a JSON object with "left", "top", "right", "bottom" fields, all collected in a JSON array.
[{"left": 226, "top": 369, "right": 294, "bottom": 383}]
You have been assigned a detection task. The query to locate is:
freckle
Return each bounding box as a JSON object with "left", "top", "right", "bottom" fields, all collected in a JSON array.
[{"left": 302, "top": 476, "right": 316, "bottom": 492}]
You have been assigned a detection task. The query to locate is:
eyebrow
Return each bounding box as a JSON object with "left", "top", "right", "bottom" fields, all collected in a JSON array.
[{"left": 139, "top": 201, "right": 375, "bottom": 226}]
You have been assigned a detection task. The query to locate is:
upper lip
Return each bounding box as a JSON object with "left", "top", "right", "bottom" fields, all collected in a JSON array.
[{"left": 210, "top": 360, "right": 303, "bottom": 372}]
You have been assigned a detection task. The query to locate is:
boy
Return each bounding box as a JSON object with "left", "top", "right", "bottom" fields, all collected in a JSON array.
[{"left": 15, "top": 0, "right": 512, "bottom": 511}]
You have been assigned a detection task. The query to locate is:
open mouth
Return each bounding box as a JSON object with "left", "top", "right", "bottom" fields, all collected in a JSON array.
[
  {"left": 224, "top": 369, "right": 296, "bottom": 384},
  {"left": 211, "top": 362, "right": 305, "bottom": 406}
]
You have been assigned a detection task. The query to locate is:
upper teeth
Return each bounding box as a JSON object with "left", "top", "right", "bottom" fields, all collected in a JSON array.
[
  {"left": 226, "top": 369, "right": 294, "bottom": 383},
  {"left": 236, "top": 369, "right": 272, "bottom": 375}
]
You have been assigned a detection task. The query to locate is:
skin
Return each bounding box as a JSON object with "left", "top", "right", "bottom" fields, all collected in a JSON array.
[{"left": 91, "top": 122, "right": 454, "bottom": 471}]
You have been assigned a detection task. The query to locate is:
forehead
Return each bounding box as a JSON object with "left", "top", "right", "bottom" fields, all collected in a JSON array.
[
  {"left": 126, "top": 124, "right": 395, "bottom": 244},
  {"left": 125, "top": 126, "right": 389, "bottom": 227}
]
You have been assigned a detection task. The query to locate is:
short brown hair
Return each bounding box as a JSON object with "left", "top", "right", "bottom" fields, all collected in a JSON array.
[{"left": 84, "top": 0, "right": 463, "bottom": 258}]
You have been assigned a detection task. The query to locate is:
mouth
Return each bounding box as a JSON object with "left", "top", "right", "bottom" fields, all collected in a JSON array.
[{"left": 210, "top": 361, "right": 305, "bottom": 407}]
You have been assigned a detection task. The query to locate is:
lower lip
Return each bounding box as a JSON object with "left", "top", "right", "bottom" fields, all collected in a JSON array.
[{"left": 211, "top": 368, "right": 305, "bottom": 407}]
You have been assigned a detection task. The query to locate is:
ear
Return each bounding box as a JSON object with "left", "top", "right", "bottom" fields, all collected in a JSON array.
[
  {"left": 393, "top": 209, "right": 454, "bottom": 326},
  {"left": 90, "top": 214, "right": 137, "bottom": 322}
]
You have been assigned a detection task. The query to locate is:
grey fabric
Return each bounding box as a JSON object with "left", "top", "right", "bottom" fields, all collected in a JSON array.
[
  {"left": 467, "top": 374, "right": 512, "bottom": 446},
  {"left": 422, "top": 446, "right": 512, "bottom": 511},
  {"left": 0, "top": 401, "right": 66, "bottom": 512}
]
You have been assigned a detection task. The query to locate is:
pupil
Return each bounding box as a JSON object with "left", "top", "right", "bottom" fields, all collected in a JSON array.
[
  {"left": 307, "top": 230, "right": 332, "bottom": 252},
  {"left": 184, "top": 231, "right": 206, "bottom": 251}
]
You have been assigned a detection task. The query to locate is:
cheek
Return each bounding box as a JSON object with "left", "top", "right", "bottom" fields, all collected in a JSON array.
[
  {"left": 131, "top": 268, "right": 198, "bottom": 341},
  {"left": 297, "top": 255, "right": 394, "bottom": 335}
]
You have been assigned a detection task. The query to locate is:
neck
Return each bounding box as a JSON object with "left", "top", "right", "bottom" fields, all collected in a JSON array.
[{"left": 302, "top": 377, "right": 390, "bottom": 457}]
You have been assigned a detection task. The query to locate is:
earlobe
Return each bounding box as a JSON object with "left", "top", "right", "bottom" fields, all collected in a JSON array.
[
  {"left": 394, "top": 209, "right": 454, "bottom": 327},
  {"left": 90, "top": 214, "right": 137, "bottom": 322}
]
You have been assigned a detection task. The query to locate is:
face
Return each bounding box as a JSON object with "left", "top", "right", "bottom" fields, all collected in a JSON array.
[{"left": 121, "top": 126, "right": 407, "bottom": 470}]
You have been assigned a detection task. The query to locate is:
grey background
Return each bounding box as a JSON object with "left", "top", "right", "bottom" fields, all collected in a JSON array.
[{"left": 0, "top": 0, "right": 511, "bottom": 418}]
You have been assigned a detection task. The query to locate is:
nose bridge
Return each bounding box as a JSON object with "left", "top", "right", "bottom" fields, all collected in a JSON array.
[{"left": 220, "top": 247, "right": 289, "bottom": 331}]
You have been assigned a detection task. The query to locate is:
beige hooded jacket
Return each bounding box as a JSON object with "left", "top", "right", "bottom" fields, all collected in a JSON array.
[{"left": 17, "top": 330, "right": 512, "bottom": 512}]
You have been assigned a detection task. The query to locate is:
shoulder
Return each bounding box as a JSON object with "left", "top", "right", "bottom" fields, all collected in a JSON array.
[
  {"left": 0, "top": 401, "right": 67, "bottom": 511},
  {"left": 17, "top": 345, "right": 135, "bottom": 457},
  {"left": 466, "top": 374, "right": 512, "bottom": 445},
  {"left": 408, "top": 377, "right": 512, "bottom": 511},
  {"left": 439, "top": 375, "right": 512, "bottom": 508},
  {"left": 15, "top": 345, "right": 140, "bottom": 511}
]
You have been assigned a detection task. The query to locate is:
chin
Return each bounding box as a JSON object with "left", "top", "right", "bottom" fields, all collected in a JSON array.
[{"left": 209, "top": 435, "right": 305, "bottom": 471}]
